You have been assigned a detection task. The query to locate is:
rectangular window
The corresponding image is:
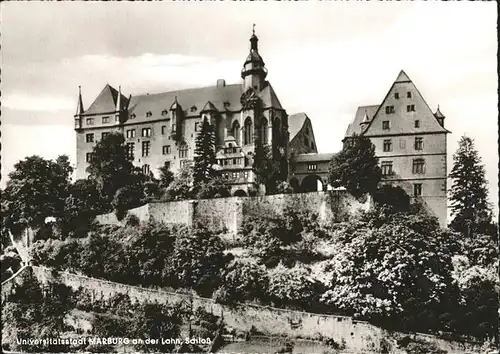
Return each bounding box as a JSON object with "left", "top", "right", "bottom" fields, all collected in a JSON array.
[
  {"left": 86, "top": 133, "right": 94, "bottom": 143},
  {"left": 406, "top": 104, "right": 416, "bottom": 112},
  {"left": 195, "top": 122, "right": 200, "bottom": 132},
  {"left": 413, "top": 183, "right": 422, "bottom": 197},
  {"left": 407, "top": 91, "right": 412, "bottom": 98},
  {"left": 307, "top": 164, "right": 317, "bottom": 171},
  {"left": 394, "top": 92, "right": 399, "bottom": 99},
  {"left": 102, "top": 116, "right": 110, "bottom": 124},
  {"left": 180, "top": 160, "right": 192, "bottom": 168},
  {"left": 126, "top": 129, "right": 136, "bottom": 139},
  {"left": 179, "top": 147, "right": 188, "bottom": 159},
  {"left": 86, "top": 118, "right": 94, "bottom": 125},
  {"left": 414, "top": 137, "right": 423, "bottom": 150},
  {"left": 385, "top": 106, "right": 395, "bottom": 114},
  {"left": 382, "top": 121, "right": 390, "bottom": 130},
  {"left": 101, "top": 132, "right": 109, "bottom": 140},
  {"left": 142, "top": 128, "right": 152, "bottom": 137},
  {"left": 244, "top": 171, "right": 249, "bottom": 179},
  {"left": 142, "top": 164, "right": 150, "bottom": 176},
  {"left": 400, "top": 139, "right": 406, "bottom": 149},
  {"left": 142, "top": 141, "right": 151, "bottom": 157},
  {"left": 414, "top": 120, "right": 420, "bottom": 128},
  {"left": 126, "top": 143, "right": 135, "bottom": 160},
  {"left": 381, "top": 161, "right": 393, "bottom": 176},
  {"left": 162, "top": 145, "right": 171, "bottom": 155},
  {"left": 383, "top": 139, "right": 392, "bottom": 152},
  {"left": 86, "top": 153, "right": 94, "bottom": 162},
  {"left": 161, "top": 125, "right": 167, "bottom": 135},
  {"left": 412, "top": 159, "right": 425, "bottom": 174}
]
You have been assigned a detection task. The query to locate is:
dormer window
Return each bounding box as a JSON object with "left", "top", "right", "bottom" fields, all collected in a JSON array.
[
  {"left": 162, "top": 110, "right": 168, "bottom": 116},
  {"left": 130, "top": 113, "right": 136, "bottom": 119},
  {"left": 190, "top": 106, "right": 197, "bottom": 112},
  {"left": 223, "top": 101, "right": 231, "bottom": 108},
  {"left": 146, "top": 111, "right": 152, "bottom": 118}
]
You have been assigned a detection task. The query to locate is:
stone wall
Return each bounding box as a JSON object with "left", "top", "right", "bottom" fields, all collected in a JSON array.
[
  {"left": 95, "top": 191, "right": 372, "bottom": 236},
  {"left": 1, "top": 266, "right": 481, "bottom": 354}
]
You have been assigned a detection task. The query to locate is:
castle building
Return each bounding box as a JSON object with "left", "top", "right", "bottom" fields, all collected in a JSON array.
[
  {"left": 344, "top": 70, "right": 450, "bottom": 226},
  {"left": 73, "top": 30, "right": 448, "bottom": 226},
  {"left": 74, "top": 29, "right": 291, "bottom": 196}
]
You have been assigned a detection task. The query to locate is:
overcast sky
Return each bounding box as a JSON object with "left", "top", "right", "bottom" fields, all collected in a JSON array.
[{"left": 1, "top": 2, "right": 498, "bottom": 218}]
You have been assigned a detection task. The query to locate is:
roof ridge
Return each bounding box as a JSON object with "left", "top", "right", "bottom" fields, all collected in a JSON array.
[{"left": 133, "top": 83, "right": 242, "bottom": 98}]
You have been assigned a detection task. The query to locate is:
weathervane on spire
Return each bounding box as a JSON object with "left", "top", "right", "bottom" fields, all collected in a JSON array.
[{"left": 252, "top": 23, "right": 256, "bottom": 35}]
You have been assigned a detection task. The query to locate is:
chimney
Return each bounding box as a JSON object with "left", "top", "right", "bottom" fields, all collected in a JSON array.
[{"left": 216, "top": 79, "right": 226, "bottom": 88}]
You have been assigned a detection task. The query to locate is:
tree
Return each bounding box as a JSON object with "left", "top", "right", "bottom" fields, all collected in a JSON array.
[
  {"left": 193, "top": 117, "right": 217, "bottom": 185},
  {"left": 449, "top": 136, "right": 493, "bottom": 238},
  {"left": 253, "top": 136, "right": 282, "bottom": 195},
  {"left": 165, "top": 166, "right": 194, "bottom": 201},
  {"left": 2, "top": 155, "right": 73, "bottom": 230},
  {"left": 328, "top": 134, "right": 381, "bottom": 198},
  {"left": 195, "top": 175, "right": 231, "bottom": 200},
  {"left": 158, "top": 162, "right": 175, "bottom": 189},
  {"left": 112, "top": 184, "right": 146, "bottom": 220},
  {"left": 86, "top": 132, "right": 135, "bottom": 201}
]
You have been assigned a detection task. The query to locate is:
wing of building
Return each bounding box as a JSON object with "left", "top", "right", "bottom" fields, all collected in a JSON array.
[{"left": 343, "top": 70, "right": 450, "bottom": 227}]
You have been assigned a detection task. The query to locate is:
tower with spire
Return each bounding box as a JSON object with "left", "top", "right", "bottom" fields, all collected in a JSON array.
[
  {"left": 74, "top": 86, "right": 84, "bottom": 130},
  {"left": 241, "top": 24, "right": 268, "bottom": 92}
]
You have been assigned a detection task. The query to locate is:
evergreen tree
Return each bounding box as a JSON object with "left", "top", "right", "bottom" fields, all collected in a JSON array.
[
  {"left": 449, "top": 135, "right": 492, "bottom": 238},
  {"left": 193, "top": 117, "right": 216, "bottom": 185},
  {"left": 328, "top": 134, "right": 381, "bottom": 198}
]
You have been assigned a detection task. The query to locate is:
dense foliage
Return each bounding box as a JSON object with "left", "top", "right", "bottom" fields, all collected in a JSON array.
[
  {"left": 449, "top": 136, "right": 495, "bottom": 238},
  {"left": 328, "top": 134, "right": 381, "bottom": 198},
  {"left": 253, "top": 136, "right": 283, "bottom": 195},
  {"left": 193, "top": 117, "right": 217, "bottom": 185}
]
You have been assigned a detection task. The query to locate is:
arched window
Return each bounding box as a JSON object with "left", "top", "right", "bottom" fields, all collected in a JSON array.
[
  {"left": 232, "top": 121, "right": 241, "bottom": 146},
  {"left": 273, "top": 118, "right": 281, "bottom": 146},
  {"left": 244, "top": 117, "right": 253, "bottom": 145},
  {"left": 260, "top": 117, "right": 268, "bottom": 144},
  {"left": 179, "top": 141, "right": 188, "bottom": 159}
]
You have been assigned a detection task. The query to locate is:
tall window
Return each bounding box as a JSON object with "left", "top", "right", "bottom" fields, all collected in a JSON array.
[
  {"left": 260, "top": 117, "right": 268, "bottom": 143},
  {"left": 244, "top": 117, "right": 253, "bottom": 145},
  {"left": 232, "top": 121, "right": 240, "bottom": 146},
  {"left": 382, "top": 121, "right": 390, "bottom": 130},
  {"left": 162, "top": 145, "right": 171, "bottom": 155},
  {"left": 126, "top": 129, "right": 136, "bottom": 138},
  {"left": 195, "top": 122, "right": 200, "bottom": 132},
  {"left": 142, "top": 164, "right": 150, "bottom": 176},
  {"left": 413, "top": 183, "right": 422, "bottom": 197},
  {"left": 161, "top": 125, "right": 167, "bottom": 135},
  {"left": 383, "top": 139, "right": 392, "bottom": 152},
  {"left": 86, "top": 133, "right": 94, "bottom": 143},
  {"left": 126, "top": 143, "right": 135, "bottom": 160},
  {"left": 142, "top": 141, "right": 151, "bottom": 157},
  {"left": 394, "top": 92, "right": 399, "bottom": 99},
  {"left": 179, "top": 142, "right": 188, "bottom": 158},
  {"left": 414, "top": 120, "right": 420, "bottom": 128},
  {"left": 414, "top": 137, "right": 423, "bottom": 150},
  {"left": 407, "top": 91, "right": 412, "bottom": 98},
  {"left": 142, "top": 128, "right": 152, "bottom": 137},
  {"left": 412, "top": 159, "right": 425, "bottom": 174},
  {"left": 86, "top": 153, "right": 94, "bottom": 162},
  {"left": 307, "top": 164, "right": 317, "bottom": 171},
  {"left": 381, "top": 161, "right": 393, "bottom": 176}
]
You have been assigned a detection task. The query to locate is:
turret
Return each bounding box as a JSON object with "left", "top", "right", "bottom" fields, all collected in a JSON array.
[
  {"left": 360, "top": 110, "right": 370, "bottom": 134},
  {"left": 115, "top": 86, "right": 122, "bottom": 124},
  {"left": 170, "top": 96, "right": 183, "bottom": 141},
  {"left": 241, "top": 25, "right": 268, "bottom": 92},
  {"left": 434, "top": 105, "right": 445, "bottom": 127},
  {"left": 74, "top": 86, "right": 84, "bottom": 130}
]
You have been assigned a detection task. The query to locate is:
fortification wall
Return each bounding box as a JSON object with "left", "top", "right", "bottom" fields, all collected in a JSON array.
[
  {"left": 1, "top": 266, "right": 480, "bottom": 354},
  {"left": 94, "top": 191, "right": 372, "bottom": 235}
]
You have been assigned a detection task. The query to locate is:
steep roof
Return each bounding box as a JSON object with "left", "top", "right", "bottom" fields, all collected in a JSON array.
[
  {"left": 434, "top": 105, "right": 445, "bottom": 118},
  {"left": 293, "top": 152, "right": 335, "bottom": 163},
  {"left": 395, "top": 70, "right": 411, "bottom": 83},
  {"left": 128, "top": 84, "right": 244, "bottom": 121},
  {"left": 258, "top": 83, "right": 283, "bottom": 110},
  {"left": 84, "top": 84, "right": 129, "bottom": 115},
  {"left": 344, "top": 105, "right": 379, "bottom": 138},
  {"left": 288, "top": 112, "right": 308, "bottom": 140}
]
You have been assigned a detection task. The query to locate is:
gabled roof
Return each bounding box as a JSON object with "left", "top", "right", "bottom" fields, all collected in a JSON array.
[
  {"left": 84, "top": 84, "right": 129, "bottom": 115},
  {"left": 201, "top": 101, "right": 218, "bottom": 113},
  {"left": 344, "top": 105, "right": 379, "bottom": 138},
  {"left": 128, "top": 84, "right": 244, "bottom": 121},
  {"left": 395, "top": 70, "right": 411, "bottom": 83},
  {"left": 293, "top": 152, "right": 335, "bottom": 163},
  {"left": 288, "top": 112, "right": 308, "bottom": 140},
  {"left": 258, "top": 83, "right": 283, "bottom": 110}
]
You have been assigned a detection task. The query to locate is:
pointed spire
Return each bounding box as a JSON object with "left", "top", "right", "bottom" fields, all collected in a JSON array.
[
  {"left": 75, "top": 86, "right": 84, "bottom": 116},
  {"left": 170, "top": 95, "right": 181, "bottom": 110},
  {"left": 434, "top": 105, "right": 445, "bottom": 118},
  {"left": 115, "top": 86, "right": 121, "bottom": 112}
]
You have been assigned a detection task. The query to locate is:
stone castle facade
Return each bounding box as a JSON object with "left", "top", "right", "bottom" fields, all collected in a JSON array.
[{"left": 74, "top": 30, "right": 448, "bottom": 226}]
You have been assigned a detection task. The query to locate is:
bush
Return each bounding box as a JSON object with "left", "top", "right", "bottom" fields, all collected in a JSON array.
[
  {"left": 112, "top": 185, "right": 145, "bottom": 220},
  {"left": 124, "top": 213, "right": 140, "bottom": 227}
]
